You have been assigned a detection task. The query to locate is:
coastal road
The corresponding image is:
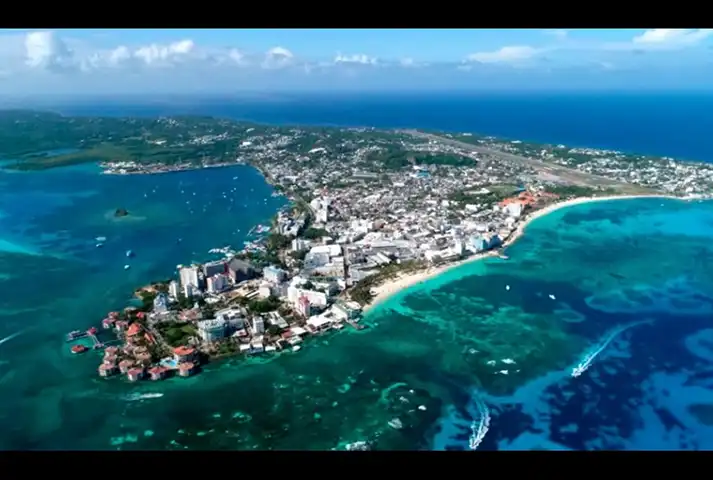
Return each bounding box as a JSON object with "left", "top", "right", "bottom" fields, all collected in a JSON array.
[{"left": 402, "top": 129, "right": 648, "bottom": 191}]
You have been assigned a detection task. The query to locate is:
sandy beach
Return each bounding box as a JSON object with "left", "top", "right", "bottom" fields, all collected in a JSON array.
[{"left": 364, "top": 193, "right": 687, "bottom": 312}]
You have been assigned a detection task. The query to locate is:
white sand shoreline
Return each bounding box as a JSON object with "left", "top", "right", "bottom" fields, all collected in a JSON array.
[{"left": 363, "top": 193, "right": 688, "bottom": 313}]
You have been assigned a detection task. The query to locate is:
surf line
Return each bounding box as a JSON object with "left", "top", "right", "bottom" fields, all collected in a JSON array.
[
  {"left": 469, "top": 392, "right": 491, "bottom": 451},
  {"left": 571, "top": 319, "right": 652, "bottom": 378}
]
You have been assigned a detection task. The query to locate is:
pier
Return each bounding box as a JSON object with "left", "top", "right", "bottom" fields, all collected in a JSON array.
[{"left": 346, "top": 319, "right": 366, "bottom": 331}]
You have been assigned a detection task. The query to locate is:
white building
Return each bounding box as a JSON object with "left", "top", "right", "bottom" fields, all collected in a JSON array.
[
  {"left": 310, "top": 244, "right": 342, "bottom": 258},
  {"left": 263, "top": 266, "right": 287, "bottom": 283},
  {"left": 252, "top": 317, "right": 265, "bottom": 335},
  {"left": 292, "top": 238, "right": 310, "bottom": 252},
  {"left": 168, "top": 280, "right": 179, "bottom": 299},
  {"left": 153, "top": 293, "right": 169, "bottom": 313},
  {"left": 287, "top": 286, "right": 328, "bottom": 307},
  {"left": 257, "top": 283, "right": 272, "bottom": 299},
  {"left": 453, "top": 238, "right": 464, "bottom": 256},
  {"left": 505, "top": 202, "right": 523, "bottom": 218},
  {"left": 179, "top": 266, "right": 199, "bottom": 290},
  {"left": 207, "top": 273, "right": 229, "bottom": 294},
  {"left": 333, "top": 301, "right": 361, "bottom": 320},
  {"left": 304, "top": 251, "right": 330, "bottom": 268},
  {"left": 197, "top": 318, "right": 227, "bottom": 342},
  {"left": 183, "top": 283, "right": 196, "bottom": 298},
  {"left": 307, "top": 315, "right": 334, "bottom": 331}
]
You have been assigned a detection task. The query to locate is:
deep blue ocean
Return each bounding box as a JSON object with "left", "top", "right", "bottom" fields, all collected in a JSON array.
[
  {"left": 1, "top": 92, "right": 713, "bottom": 450},
  {"left": 46, "top": 91, "right": 713, "bottom": 162}
]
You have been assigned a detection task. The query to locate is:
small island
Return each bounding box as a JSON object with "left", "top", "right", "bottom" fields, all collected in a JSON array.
[
  {"left": 114, "top": 208, "right": 129, "bottom": 218},
  {"left": 40, "top": 110, "right": 711, "bottom": 391}
]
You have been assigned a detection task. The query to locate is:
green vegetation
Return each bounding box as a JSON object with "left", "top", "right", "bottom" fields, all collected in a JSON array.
[
  {"left": 303, "top": 227, "right": 329, "bottom": 239},
  {"left": 266, "top": 324, "right": 282, "bottom": 336},
  {"left": 157, "top": 322, "right": 197, "bottom": 347},
  {"left": 350, "top": 260, "right": 427, "bottom": 306},
  {"left": 266, "top": 233, "right": 291, "bottom": 251},
  {"left": 366, "top": 146, "right": 475, "bottom": 171},
  {"left": 289, "top": 249, "right": 308, "bottom": 261},
  {"left": 216, "top": 341, "right": 238, "bottom": 356},
  {"left": 248, "top": 296, "right": 281, "bottom": 313},
  {"left": 448, "top": 184, "right": 520, "bottom": 206},
  {"left": 0, "top": 111, "right": 276, "bottom": 171},
  {"left": 137, "top": 291, "right": 158, "bottom": 312}
]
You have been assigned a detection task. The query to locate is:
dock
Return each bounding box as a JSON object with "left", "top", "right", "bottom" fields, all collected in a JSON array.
[
  {"left": 346, "top": 319, "right": 366, "bottom": 331},
  {"left": 66, "top": 331, "right": 88, "bottom": 342}
]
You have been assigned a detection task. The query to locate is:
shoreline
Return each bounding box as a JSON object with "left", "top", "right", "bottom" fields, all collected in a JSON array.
[
  {"left": 363, "top": 193, "right": 689, "bottom": 313},
  {"left": 100, "top": 162, "right": 242, "bottom": 176}
]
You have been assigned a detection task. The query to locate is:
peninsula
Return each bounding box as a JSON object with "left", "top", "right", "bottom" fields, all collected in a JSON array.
[{"left": 6, "top": 110, "right": 712, "bottom": 382}]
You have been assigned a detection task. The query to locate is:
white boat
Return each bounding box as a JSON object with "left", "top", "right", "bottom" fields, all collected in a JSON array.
[
  {"left": 124, "top": 264, "right": 131, "bottom": 270},
  {"left": 96, "top": 243, "right": 104, "bottom": 248},
  {"left": 292, "top": 345, "right": 301, "bottom": 352},
  {"left": 95, "top": 236, "right": 107, "bottom": 242},
  {"left": 505, "top": 285, "right": 510, "bottom": 291},
  {"left": 549, "top": 294, "right": 556, "bottom": 300}
]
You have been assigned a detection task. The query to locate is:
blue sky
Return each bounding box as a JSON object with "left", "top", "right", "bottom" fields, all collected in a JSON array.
[{"left": 0, "top": 29, "right": 711, "bottom": 95}]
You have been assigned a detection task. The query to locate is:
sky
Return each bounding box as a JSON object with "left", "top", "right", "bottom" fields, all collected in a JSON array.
[{"left": 1, "top": 28, "right": 712, "bottom": 96}]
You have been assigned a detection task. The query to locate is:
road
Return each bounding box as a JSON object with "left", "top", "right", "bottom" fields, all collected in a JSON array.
[{"left": 401, "top": 129, "right": 647, "bottom": 191}]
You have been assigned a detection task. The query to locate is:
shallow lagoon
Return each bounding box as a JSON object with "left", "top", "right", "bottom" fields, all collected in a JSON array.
[{"left": 1, "top": 163, "right": 713, "bottom": 450}]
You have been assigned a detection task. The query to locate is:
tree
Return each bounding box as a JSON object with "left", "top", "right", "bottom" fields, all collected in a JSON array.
[{"left": 266, "top": 324, "right": 282, "bottom": 336}]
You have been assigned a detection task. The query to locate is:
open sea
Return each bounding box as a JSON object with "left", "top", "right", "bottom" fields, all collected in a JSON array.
[{"left": 2, "top": 92, "right": 713, "bottom": 450}]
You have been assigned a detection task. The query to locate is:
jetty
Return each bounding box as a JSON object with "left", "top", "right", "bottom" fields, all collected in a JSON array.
[{"left": 346, "top": 319, "right": 366, "bottom": 331}]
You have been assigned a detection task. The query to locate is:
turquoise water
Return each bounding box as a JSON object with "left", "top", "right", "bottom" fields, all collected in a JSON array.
[{"left": 2, "top": 164, "right": 713, "bottom": 450}]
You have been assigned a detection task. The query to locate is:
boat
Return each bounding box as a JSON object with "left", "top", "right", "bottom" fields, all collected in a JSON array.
[
  {"left": 548, "top": 294, "right": 556, "bottom": 300},
  {"left": 66, "top": 330, "right": 86, "bottom": 341},
  {"left": 96, "top": 243, "right": 104, "bottom": 248},
  {"left": 292, "top": 345, "right": 301, "bottom": 352},
  {"left": 124, "top": 264, "right": 131, "bottom": 270},
  {"left": 95, "top": 236, "right": 107, "bottom": 242},
  {"left": 505, "top": 285, "right": 510, "bottom": 291},
  {"left": 126, "top": 250, "right": 134, "bottom": 258},
  {"left": 71, "top": 344, "right": 88, "bottom": 354}
]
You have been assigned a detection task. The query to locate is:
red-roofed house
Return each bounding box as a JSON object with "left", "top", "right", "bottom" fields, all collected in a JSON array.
[
  {"left": 126, "top": 323, "right": 142, "bottom": 337},
  {"left": 173, "top": 346, "right": 196, "bottom": 363}
]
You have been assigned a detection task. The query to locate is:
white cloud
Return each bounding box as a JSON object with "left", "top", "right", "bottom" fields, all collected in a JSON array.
[
  {"left": 0, "top": 29, "right": 710, "bottom": 95},
  {"left": 262, "top": 46, "right": 294, "bottom": 69},
  {"left": 544, "top": 29, "right": 568, "bottom": 40},
  {"left": 134, "top": 39, "right": 195, "bottom": 66},
  {"left": 466, "top": 45, "right": 540, "bottom": 64},
  {"left": 334, "top": 53, "right": 377, "bottom": 65},
  {"left": 24, "top": 31, "right": 76, "bottom": 72},
  {"left": 632, "top": 29, "right": 713, "bottom": 47}
]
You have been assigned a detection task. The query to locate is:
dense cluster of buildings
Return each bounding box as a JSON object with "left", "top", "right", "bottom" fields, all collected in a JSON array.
[{"left": 86, "top": 122, "right": 713, "bottom": 383}]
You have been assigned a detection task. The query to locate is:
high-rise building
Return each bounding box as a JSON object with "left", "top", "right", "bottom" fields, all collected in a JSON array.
[
  {"left": 179, "top": 266, "right": 199, "bottom": 290},
  {"left": 203, "top": 260, "right": 227, "bottom": 278},
  {"left": 252, "top": 317, "right": 265, "bottom": 335},
  {"left": 228, "top": 258, "right": 256, "bottom": 283},
  {"left": 207, "top": 273, "right": 229, "bottom": 293},
  {"left": 168, "top": 280, "right": 179, "bottom": 299},
  {"left": 263, "top": 266, "right": 287, "bottom": 283},
  {"left": 296, "top": 295, "right": 311, "bottom": 318}
]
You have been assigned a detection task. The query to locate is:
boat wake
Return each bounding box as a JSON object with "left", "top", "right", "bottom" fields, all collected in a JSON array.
[
  {"left": 468, "top": 394, "right": 491, "bottom": 451},
  {"left": 571, "top": 319, "right": 651, "bottom": 378},
  {"left": 123, "top": 392, "right": 164, "bottom": 401},
  {"left": 0, "top": 329, "right": 25, "bottom": 346}
]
